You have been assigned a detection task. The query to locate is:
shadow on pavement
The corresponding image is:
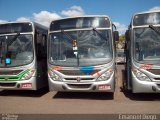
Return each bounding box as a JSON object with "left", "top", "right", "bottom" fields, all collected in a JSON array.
[
  {"left": 53, "top": 92, "right": 114, "bottom": 100},
  {"left": 121, "top": 88, "right": 160, "bottom": 101},
  {"left": 0, "top": 87, "right": 49, "bottom": 97}
]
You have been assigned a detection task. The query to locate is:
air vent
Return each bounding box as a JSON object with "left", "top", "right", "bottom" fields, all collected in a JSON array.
[
  {"left": 0, "top": 82, "right": 16, "bottom": 87},
  {"left": 147, "top": 69, "right": 160, "bottom": 75},
  {"left": 67, "top": 84, "right": 91, "bottom": 89},
  {"left": 0, "top": 70, "right": 23, "bottom": 75}
]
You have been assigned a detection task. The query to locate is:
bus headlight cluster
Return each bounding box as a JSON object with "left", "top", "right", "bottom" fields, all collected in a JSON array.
[
  {"left": 132, "top": 69, "right": 150, "bottom": 81},
  {"left": 97, "top": 69, "right": 113, "bottom": 81},
  {"left": 21, "top": 69, "right": 36, "bottom": 80},
  {"left": 48, "top": 70, "right": 62, "bottom": 81}
]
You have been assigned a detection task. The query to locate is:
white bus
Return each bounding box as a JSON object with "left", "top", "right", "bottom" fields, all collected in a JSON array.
[
  {"left": 125, "top": 10, "right": 160, "bottom": 93},
  {"left": 0, "top": 21, "right": 48, "bottom": 90},
  {"left": 48, "top": 15, "right": 119, "bottom": 92}
]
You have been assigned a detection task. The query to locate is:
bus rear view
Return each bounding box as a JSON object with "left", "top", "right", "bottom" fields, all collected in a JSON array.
[
  {"left": 125, "top": 10, "right": 160, "bottom": 93},
  {"left": 48, "top": 16, "right": 118, "bottom": 92}
]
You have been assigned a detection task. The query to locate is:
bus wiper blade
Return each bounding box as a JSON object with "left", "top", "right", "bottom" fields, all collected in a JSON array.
[
  {"left": 149, "top": 25, "right": 160, "bottom": 35},
  {"left": 92, "top": 27, "right": 108, "bottom": 42},
  {"left": 7, "top": 32, "right": 20, "bottom": 46},
  {"left": 4, "top": 32, "right": 20, "bottom": 66},
  {"left": 61, "top": 29, "right": 76, "bottom": 42},
  {"left": 60, "top": 29, "right": 79, "bottom": 66}
]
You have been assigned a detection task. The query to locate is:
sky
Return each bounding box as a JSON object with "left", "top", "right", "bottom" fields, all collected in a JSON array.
[{"left": 0, "top": 0, "right": 160, "bottom": 34}]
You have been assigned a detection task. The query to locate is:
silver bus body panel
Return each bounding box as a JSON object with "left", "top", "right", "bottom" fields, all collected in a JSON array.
[
  {"left": 48, "top": 74, "right": 115, "bottom": 92},
  {"left": 132, "top": 73, "right": 160, "bottom": 93},
  {"left": 131, "top": 61, "right": 160, "bottom": 93},
  {"left": 48, "top": 62, "right": 115, "bottom": 92},
  {"left": 0, "top": 77, "right": 37, "bottom": 90},
  {"left": 0, "top": 59, "right": 39, "bottom": 90}
]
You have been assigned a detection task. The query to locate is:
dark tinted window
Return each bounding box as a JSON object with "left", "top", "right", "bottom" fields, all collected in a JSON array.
[
  {"left": 133, "top": 12, "right": 160, "bottom": 26},
  {"left": 50, "top": 17, "right": 110, "bottom": 31},
  {"left": 0, "top": 23, "right": 33, "bottom": 34}
]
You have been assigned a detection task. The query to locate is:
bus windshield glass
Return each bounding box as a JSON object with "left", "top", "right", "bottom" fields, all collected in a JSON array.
[
  {"left": 50, "top": 17, "right": 110, "bottom": 31},
  {"left": 0, "top": 23, "right": 33, "bottom": 34},
  {"left": 0, "top": 34, "right": 33, "bottom": 67},
  {"left": 49, "top": 30, "right": 112, "bottom": 67},
  {"left": 133, "top": 27, "right": 160, "bottom": 64},
  {"left": 133, "top": 12, "right": 160, "bottom": 26}
]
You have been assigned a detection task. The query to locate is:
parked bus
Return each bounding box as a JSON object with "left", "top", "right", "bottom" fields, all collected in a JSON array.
[
  {"left": 48, "top": 15, "right": 119, "bottom": 92},
  {"left": 125, "top": 10, "right": 160, "bottom": 93},
  {"left": 0, "top": 21, "right": 48, "bottom": 90}
]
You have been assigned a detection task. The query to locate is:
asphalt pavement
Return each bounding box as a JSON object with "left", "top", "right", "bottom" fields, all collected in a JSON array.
[{"left": 0, "top": 65, "right": 160, "bottom": 114}]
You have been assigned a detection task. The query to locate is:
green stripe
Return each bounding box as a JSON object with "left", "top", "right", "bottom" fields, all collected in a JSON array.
[{"left": 0, "top": 69, "right": 29, "bottom": 81}]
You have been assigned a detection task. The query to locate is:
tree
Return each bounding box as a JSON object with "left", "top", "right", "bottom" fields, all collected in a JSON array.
[{"left": 119, "top": 35, "right": 125, "bottom": 42}]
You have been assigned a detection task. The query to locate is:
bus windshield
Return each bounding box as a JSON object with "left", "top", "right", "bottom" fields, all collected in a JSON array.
[
  {"left": 49, "top": 30, "right": 112, "bottom": 67},
  {"left": 0, "top": 34, "right": 33, "bottom": 67},
  {"left": 133, "top": 27, "right": 160, "bottom": 64}
]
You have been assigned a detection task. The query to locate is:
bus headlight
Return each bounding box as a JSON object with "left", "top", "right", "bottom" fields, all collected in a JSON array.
[
  {"left": 132, "top": 69, "right": 150, "bottom": 81},
  {"left": 21, "top": 69, "right": 36, "bottom": 80},
  {"left": 48, "top": 70, "right": 62, "bottom": 81},
  {"left": 97, "top": 69, "right": 113, "bottom": 81}
]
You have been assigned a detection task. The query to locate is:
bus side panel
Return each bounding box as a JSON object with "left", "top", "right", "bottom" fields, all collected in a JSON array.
[
  {"left": 35, "top": 30, "right": 48, "bottom": 90},
  {"left": 125, "top": 40, "right": 132, "bottom": 90}
]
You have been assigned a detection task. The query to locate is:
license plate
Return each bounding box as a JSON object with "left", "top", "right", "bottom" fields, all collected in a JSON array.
[
  {"left": 21, "top": 83, "right": 32, "bottom": 88},
  {"left": 98, "top": 84, "right": 111, "bottom": 90}
]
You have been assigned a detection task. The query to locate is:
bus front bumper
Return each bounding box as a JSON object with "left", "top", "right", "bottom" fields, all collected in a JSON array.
[
  {"left": 0, "top": 77, "right": 37, "bottom": 90},
  {"left": 132, "top": 74, "right": 160, "bottom": 93},
  {"left": 48, "top": 77, "right": 115, "bottom": 92}
]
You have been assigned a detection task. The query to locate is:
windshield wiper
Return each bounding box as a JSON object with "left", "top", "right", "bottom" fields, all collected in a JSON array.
[
  {"left": 60, "top": 29, "right": 79, "bottom": 66},
  {"left": 4, "top": 33, "right": 20, "bottom": 66},
  {"left": 92, "top": 27, "right": 109, "bottom": 42},
  {"left": 149, "top": 25, "right": 160, "bottom": 35},
  {"left": 61, "top": 30, "right": 75, "bottom": 42},
  {"left": 7, "top": 32, "right": 20, "bottom": 46}
]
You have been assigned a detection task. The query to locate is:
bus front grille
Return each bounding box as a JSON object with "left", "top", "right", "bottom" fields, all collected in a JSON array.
[
  {"left": 65, "top": 78, "right": 94, "bottom": 81},
  {"left": 59, "top": 70, "right": 86, "bottom": 75},
  {"left": 154, "top": 78, "right": 160, "bottom": 80},
  {"left": 58, "top": 70, "right": 99, "bottom": 76},
  {"left": 0, "top": 82, "right": 16, "bottom": 87},
  {"left": 0, "top": 70, "right": 23, "bottom": 75},
  {"left": 67, "top": 84, "right": 91, "bottom": 89},
  {"left": 148, "top": 69, "right": 160, "bottom": 75}
]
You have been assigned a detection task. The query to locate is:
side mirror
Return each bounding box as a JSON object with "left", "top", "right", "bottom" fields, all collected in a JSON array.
[
  {"left": 125, "top": 30, "right": 130, "bottom": 41},
  {"left": 114, "top": 31, "right": 119, "bottom": 41}
]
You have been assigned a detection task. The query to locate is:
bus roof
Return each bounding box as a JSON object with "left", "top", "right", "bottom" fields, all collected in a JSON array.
[
  {"left": 0, "top": 21, "right": 48, "bottom": 34},
  {"left": 0, "top": 21, "right": 48, "bottom": 30},
  {"left": 49, "top": 15, "right": 112, "bottom": 31},
  {"left": 51, "top": 15, "right": 110, "bottom": 22},
  {"left": 133, "top": 10, "right": 160, "bottom": 16}
]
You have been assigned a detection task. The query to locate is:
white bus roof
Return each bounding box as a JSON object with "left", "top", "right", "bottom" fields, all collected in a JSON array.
[
  {"left": 0, "top": 21, "right": 48, "bottom": 29},
  {"left": 131, "top": 10, "right": 160, "bottom": 26},
  {"left": 51, "top": 15, "right": 111, "bottom": 22},
  {"left": 133, "top": 10, "right": 160, "bottom": 16}
]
